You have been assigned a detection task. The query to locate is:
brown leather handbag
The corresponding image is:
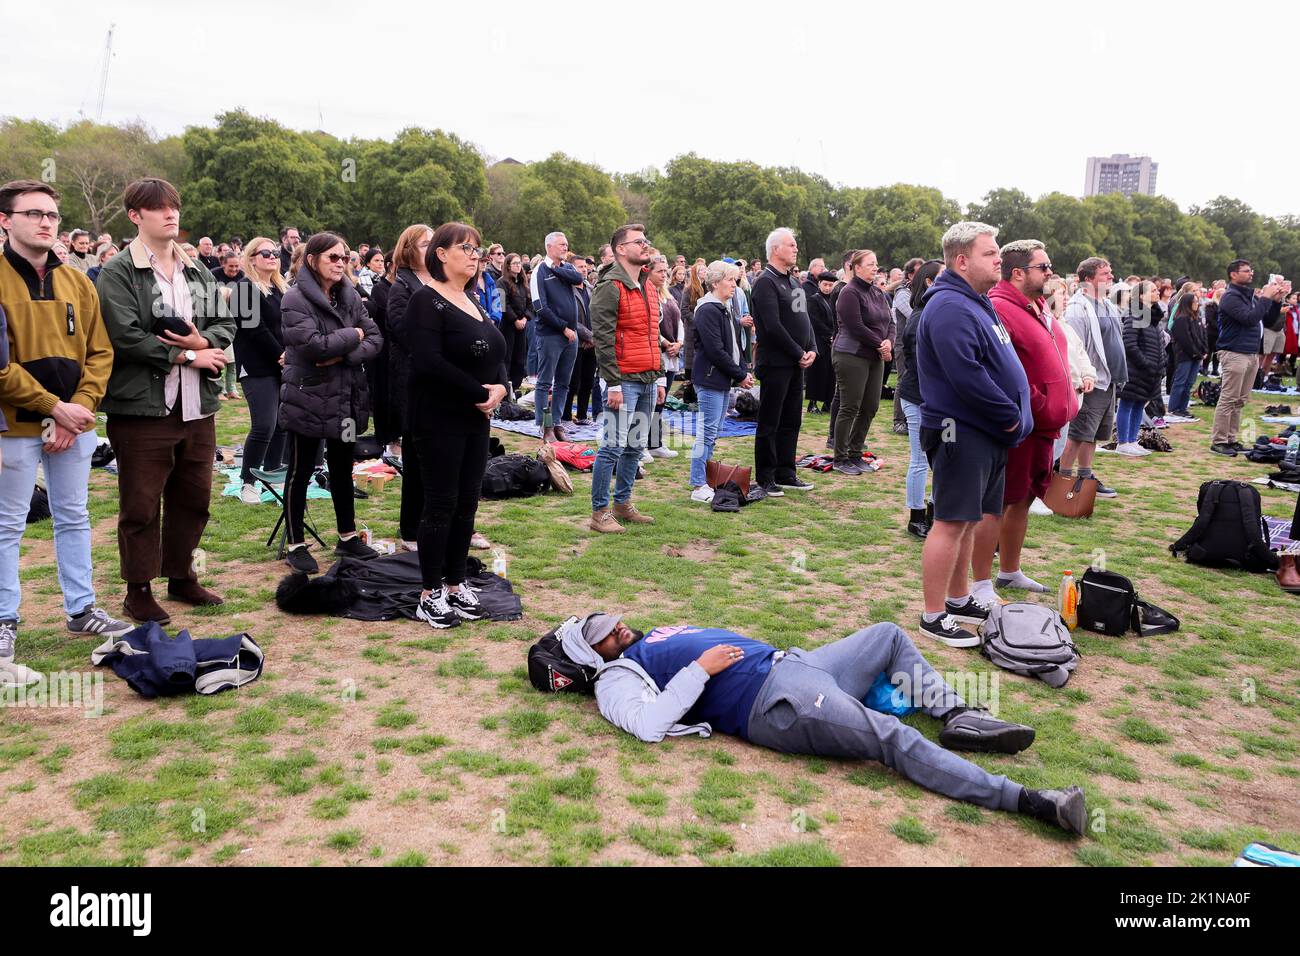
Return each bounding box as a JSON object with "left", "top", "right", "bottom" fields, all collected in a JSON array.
[
  {"left": 1044, "top": 472, "right": 1097, "bottom": 518},
  {"left": 706, "top": 460, "right": 751, "bottom": 496},
  {"left": 1278, "top": 553, "right": 1300, "bottom": 594}
]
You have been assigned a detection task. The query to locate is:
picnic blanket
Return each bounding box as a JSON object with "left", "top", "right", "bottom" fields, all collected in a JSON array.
[
  {"left": 1254, "top": 386, "right": 1300, "bottom": 396},
  {"left": 491, "top": 419, "right": 602, "bottom": 442},
  {"left": 218, "top": 467, "right": 334, "bottom": 504},
  {"left": 491, "top": 411, "right": 757, "bottom": 441},
  {"left": 1254, "top": 477, "right": 1300, "bottom": 494},
  {"left": 1267, "top": 516, "right": 1297, "bottom": 552},
  {"left": 1261, "top": 416, "right": 1300, "bottom": 426}
]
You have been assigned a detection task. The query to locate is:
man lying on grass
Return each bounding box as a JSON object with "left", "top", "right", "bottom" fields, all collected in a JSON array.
[{"left": 544, "top": 614, "right": 1086, "bottom": 835}]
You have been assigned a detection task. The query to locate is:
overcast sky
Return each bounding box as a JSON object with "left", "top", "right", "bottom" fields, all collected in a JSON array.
[{"left": 6, "top": 0, "right": 1298, "bottom": 218}]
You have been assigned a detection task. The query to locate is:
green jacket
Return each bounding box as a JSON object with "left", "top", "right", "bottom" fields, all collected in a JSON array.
[
  {"left": 96, "top": 239, "right": 236, "bottom": 417},
  {"left": 590, "top": 258, "right": 665, "bottom": 390}
]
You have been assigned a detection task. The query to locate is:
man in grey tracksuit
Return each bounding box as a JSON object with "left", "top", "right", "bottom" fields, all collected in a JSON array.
[{"left": 556, "top": 613, "right": 1087, "bottom": 833}]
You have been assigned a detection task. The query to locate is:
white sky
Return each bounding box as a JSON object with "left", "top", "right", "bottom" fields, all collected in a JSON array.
[{"left": 5, "top": 0, "right": 1297, "bottom": 217}]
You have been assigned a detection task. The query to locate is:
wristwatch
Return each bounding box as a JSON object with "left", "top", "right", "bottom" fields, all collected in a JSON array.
[{"left": 182, "top": 349, "right": 197, "bottom": 365}]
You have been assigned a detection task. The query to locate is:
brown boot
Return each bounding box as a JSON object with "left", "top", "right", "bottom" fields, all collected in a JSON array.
[
  {"left": 1279, "top": 554, "right": 1300, "bottom": 593},
  {"left": 590, "top": 509, "right": 625, "bottom": 534},
  {"left": 613, "top": 502, "right": 654, "bottom": 524},
  {"left": 167, "top": 578, "right": 225, "bottom": 607},
  {"left": 124, "top": 583, "right": 171, "bottom": 625}
]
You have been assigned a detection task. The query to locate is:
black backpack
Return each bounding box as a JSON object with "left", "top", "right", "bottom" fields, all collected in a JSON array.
[
  {"left": 1170, "top": 480, "right": 1278, "bottom": 573},
  {"left": 1077, "top": 567, "right": 1181, "bottom": 637},
  {"left": 1246, "top": 439, "right": 1285, "bottom": 464},
  {"left": 527, "top": 620, "right": 597, "bottom": 694},
  {"left": 480, "top": 453, "right": 551, "bottom": 499},
  {"left": 1196, "top": 379, "right": 1221, "bottom": 407}
]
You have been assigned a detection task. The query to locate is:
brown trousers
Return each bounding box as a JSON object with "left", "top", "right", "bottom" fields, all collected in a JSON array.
[{"left": 106, "top": 406, "right": 216, "bottom": 584}]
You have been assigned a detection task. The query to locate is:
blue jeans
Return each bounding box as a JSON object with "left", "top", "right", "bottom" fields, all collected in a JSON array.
[
  {"left": 0, "top": 431, "right": 98, "bottom": 620},
  {"left": 591, "top": 380, "right": 656, "bottom": 510},
  {"left": 1168, "top": 359, "right": 1200, "bottom": 414},
  {"left": 534, "top": 333, "right": 578, "bottom": 428},
  {"left": 689, "top": 386, "right": 728, "bottom": 487},
  {"left": 525, "top": 318, "right": 539, "bottom": 377},
  {"left": 900, "top": 398, "right": 930, "bottom": 511},
  {"left": 1117, "top": 397, "right": 1145, "bottom": 444}
]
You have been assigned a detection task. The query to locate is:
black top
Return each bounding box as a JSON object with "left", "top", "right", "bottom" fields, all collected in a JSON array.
[
  {"left": 405, "top": 285, "right": 507, "bottom": 434},
  {"left": 231, "top": 277, "right": 284, "bottom": 379},
  {"left": 896, "top": 306, "right": 923, "bottom": 405},
  {"left": 750, "top": 265, "right": 814, "bottom": 368}
]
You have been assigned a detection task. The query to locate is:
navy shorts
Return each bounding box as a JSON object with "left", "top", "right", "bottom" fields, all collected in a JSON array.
[{"left": 922, "top": 423, "right": 1008, "bottom": 523}]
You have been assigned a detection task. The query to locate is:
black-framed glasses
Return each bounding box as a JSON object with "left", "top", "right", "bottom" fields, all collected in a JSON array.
[
  {"left": 254, "top": 249, "right": 277, "bottom": 259},
  {"left": 8, "top": 209, "right": 62, "bottom": 224},
  {"left": 1026, "top": 263, "right": 1054, "bottom": 273},
  {"left": 618, "top": 236, "right": 651, "bottom": 248},
  {"left": 457, "top": 243, "right": 487, "bottom": 258}
]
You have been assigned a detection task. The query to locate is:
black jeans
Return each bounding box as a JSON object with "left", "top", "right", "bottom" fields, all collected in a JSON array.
[
  {"left": 754, "top": 363, "right": 804, "bottom": 485},
  {"left": 240, "top": 375, "right": 286, "bottom": 483},
  {"left": 284, "top": 432, "right": 355, "bottom": 545},
  {"left": 413, "top": 427, "right": 489, "bottom": 589},
  {"left": 399, "top": 429, "right": 425, "bottom": 543},
  {"left": 648, "top": 371, "right": 676, "bottom": 449},
  {"left": 565, "top": 346, "right": 597, "bottom": 421},
  {"left": 501, "top": 320, "right": 527, "bottom": 392}
]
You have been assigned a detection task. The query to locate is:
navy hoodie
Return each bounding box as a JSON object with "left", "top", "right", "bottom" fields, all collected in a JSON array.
[{"left": 915, "top": 270, "right": 1032, "bottom": 446}]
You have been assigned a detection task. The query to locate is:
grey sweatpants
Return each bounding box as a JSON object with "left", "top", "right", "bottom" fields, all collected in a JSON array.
[{"left": 746, "top": 623, "right": 1023, "bottom": 812}]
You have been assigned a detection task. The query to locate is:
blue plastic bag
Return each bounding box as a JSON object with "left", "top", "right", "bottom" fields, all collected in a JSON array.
[{"left": 863, "top": 671, "right": 917, "bottom": 717}]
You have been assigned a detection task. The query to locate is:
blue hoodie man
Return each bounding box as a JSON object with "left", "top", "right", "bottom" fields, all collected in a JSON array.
[{"left": 913, "top": 223, "right": 1030, "bottom": 650}]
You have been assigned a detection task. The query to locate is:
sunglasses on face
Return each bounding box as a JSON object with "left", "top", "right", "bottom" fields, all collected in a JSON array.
[
  {"left": 323, "top": 253, "right": 348, "bottom": 264},
  {"left": 255, "top": 249, "right": 277, "bottom": 259}
]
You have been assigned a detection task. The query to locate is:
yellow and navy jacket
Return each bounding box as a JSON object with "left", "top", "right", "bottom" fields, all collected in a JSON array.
[{"left": 0, "top": 243, "right": 114, "bottom": 437}]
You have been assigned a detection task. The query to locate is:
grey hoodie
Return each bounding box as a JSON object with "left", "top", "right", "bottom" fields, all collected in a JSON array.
[{"left": 559, "top": 616, "right": 712, "bottom": 743}]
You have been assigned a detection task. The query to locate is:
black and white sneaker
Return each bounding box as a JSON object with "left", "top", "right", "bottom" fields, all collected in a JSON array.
[
  {"left": 919, "top": 614, "right": 981, "bottom": 648},
  {"left": 944, "top": 594, "right": 993, "bottom": 626},
  {"left": 776, "top": 476, "right": 814, "bottom": 491},
  {"left": 66, "top": 605, "right": 134, "bottom": 639},
  {"left": 759, "top": 482, "right": 784, "bottom": 498},
  {"left": 0, "top": 619, "right": 16, "bottom": 661},
  {"left": 416, "top": 588, "right": 460, "bottom": 629},
  {"left": 445, "top": 585, "right": 488, "bottom": 621},
  {"left": 1092, "top": 478, "right": 1118, "bottom": 498},
  {"left": 940, "top": 706, "right": 1036, "bottom": 754}
]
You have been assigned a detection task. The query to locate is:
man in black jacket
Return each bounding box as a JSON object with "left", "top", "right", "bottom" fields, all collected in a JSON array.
[{"left": 750, "top": 227, "right": 817, "bottom": 496}]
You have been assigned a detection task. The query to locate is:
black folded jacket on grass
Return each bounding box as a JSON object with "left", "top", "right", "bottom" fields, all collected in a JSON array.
[
  {"left": 91, "top": 622, "right": 265, "bottom": 698},
  {"left": 275, "top": 552, "right": 523, "bottom": 622}
]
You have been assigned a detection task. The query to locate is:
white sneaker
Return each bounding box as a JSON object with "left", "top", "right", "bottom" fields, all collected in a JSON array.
[
  {"left": 240, "top": 483, "right": 262, "bottom": 504},
  {"left": 649, "top": 447, "right": 678, "bottom": 459},
  {"left": 690, "top": 485, "right": 715, "bottom": 503},
  {"left": 1116, "top": 442, "right": 1149, "bottom": 457},
  {"left": 640, "top": 450, "right": 654, "bottom": 464},
  {"left": 1029, "top": 498, "right": 1053, "bottom": 516}
]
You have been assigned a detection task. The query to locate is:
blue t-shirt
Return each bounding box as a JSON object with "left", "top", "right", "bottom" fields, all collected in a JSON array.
[{"left": 621, "top": 627, "right": 776, "bottom": 739}]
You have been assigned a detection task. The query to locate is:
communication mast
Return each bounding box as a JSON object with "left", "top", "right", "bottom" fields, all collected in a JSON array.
[{"left": 96, "top": 24, "right": 115, "bottom": 121}]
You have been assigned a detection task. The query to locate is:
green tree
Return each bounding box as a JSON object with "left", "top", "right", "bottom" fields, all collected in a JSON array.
[
  {"left": 1083, "top": 193, "right": 1157, "bottom": 276},
  {"left": 1193, "top": 196, "right": 1277, "bottom": 273},
  {"left": 837, "top": 183, "right": 960, "bottom": 266},
  {"left": 523, "top": 153, "right": 626, "bottom": 256},
  {"left": 774, "top": 167, "right": 839, "bottom": 264},
  {"left": 1034, "top": 192, "right": 1096, "bottom": 275},
  {"left": 966, "top": 188, "right": 1045, "bottom": 245}
]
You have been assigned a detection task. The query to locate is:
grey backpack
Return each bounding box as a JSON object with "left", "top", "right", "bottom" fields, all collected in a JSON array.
[{"left": 979, "top": 602, "right": 1078, "bottom": 688}]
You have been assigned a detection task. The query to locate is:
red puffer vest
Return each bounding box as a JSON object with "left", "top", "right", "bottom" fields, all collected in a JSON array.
[{"left": 615, "top": 277, "right": 662, "bottom": 375}]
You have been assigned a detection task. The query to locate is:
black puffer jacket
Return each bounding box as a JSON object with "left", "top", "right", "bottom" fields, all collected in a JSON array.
[
  {"left": 1120, "top": 309, "right": 1167, "bottom": 403},
  {"left": 279, "top": 266, "right": 383, "bottom": 438},
  {"left": 1169, "top": 296, "right": 1207, "bottom": 364},
  {"left": 384, "top": 267, "right": 424, "bottom": 438}
]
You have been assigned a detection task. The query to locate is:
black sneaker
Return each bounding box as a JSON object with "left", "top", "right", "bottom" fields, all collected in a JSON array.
[
  {"left": 416, "top": 588, "right": 460, "bottom": 629},
  {"left": 776, "top": 476, "right": 814, "bottom": 491},
  {"left": 919, "top": 614, "right": 981, "bottom": 649},
  {"left": 832, "top": 460, "right": 863, "bottom": 476},
  {"left": 944, "top": 595, "right": 992, "bottom": 626},
  {"left": 760, "top": 482, "right": 784, "bottom": 498},
  {"left": 939, "top": 706, "right": 1036, "bottom": 754},
  {"left": 445, "top": 585, "right": 488, "bottom": 621},
  {"left": 1092, "top": 479, "right": 1118, "bottom": 498},
  {"left": 1210, "top": 443, "right": 1238, "bottom": 457},
  {"left": 1021, "top": 785, "right": 1087, "bottom": 836},
  {"left": 335, "top": 535, "right": 378, "bottom": 559},
  {"left": 285, "top": 546, "right": 318, "bottom": 574},
  {"left": 745, "top": 484, "right": 769, "bottom": 503},
  {"left": 1229, "top": 441, "right": 1245, "bottom": 452}
]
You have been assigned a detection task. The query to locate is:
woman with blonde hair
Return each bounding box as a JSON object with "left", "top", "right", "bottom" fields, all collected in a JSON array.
[{"left": 233, "top": 237, "right": 290, "bottom": 503}]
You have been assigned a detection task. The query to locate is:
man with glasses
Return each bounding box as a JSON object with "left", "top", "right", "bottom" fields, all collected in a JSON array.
[
  {"left": 1210, "top": 259, "right": 1287, "bottom": 455},
  {"left": 970, "top": 241, "right": 1071, "bottom": 604},
  {"left": 97, "top": 178, "right": 236, "bottom": 625},
  {"left": 588, "top": 223, "right": 665, "bottom": 534},
  {"left": 0, "top": 180, "right": 132, "bottom": 672}
]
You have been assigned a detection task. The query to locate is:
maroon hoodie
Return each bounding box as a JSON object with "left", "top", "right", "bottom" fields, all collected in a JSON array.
[{"left": 988, "top": 280, "right": 1076, "bottom": 437}]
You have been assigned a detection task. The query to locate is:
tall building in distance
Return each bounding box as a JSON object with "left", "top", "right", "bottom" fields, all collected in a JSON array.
[{"left": 1084, "top": 154, "right": 1158, "bottom": 197}]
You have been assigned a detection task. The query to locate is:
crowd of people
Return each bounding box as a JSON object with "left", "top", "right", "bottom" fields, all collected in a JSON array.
[{"left": 1, "top": 175, "right": 1297, "bottom": 657}]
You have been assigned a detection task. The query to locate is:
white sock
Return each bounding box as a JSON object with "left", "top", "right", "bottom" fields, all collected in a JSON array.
[
  {"left": 946, "top": 592, "right": 972, "bottom": 606},
  {"left": 970, "top": 579, "right": 995, "bottom": 598},
  {"left": 923, "top": 611, "right": 944, "bottom": 623},
  {"left": 997, "top": 569, "right": 1048, "bottom": 592},
  {"left": 339, "top": 531, "right": 357, "bottom": 541}
]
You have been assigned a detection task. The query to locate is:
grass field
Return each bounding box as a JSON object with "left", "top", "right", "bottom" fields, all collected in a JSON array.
[{"left": 1, "top": 383, "right": 1297, "bottom": 867}]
